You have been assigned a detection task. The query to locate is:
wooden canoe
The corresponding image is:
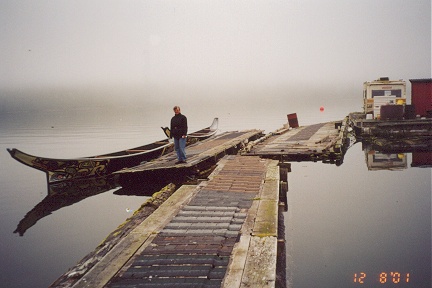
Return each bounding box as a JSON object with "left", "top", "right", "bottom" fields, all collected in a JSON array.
[{"left": 7, "top": 118, "right": 218, "bottom": 183}]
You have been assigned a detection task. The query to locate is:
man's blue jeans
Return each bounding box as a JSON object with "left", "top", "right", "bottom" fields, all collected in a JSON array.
[{"left": 174, "top": 137, "right": 187, "bottom": 162}]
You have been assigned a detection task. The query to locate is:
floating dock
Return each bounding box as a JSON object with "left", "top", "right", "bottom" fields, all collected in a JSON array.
[
  {"left": 244, "top": 119, "right": 349, "bottom": 165},
  {"left": 52, "top": 121, "right": 352, "bottom": 287},
  {"left": 348, "top": 112, "right": 432, "bottom": 139},
  {"left": 115, "top": 130, "right": 264, "bottom": 186},
  {"left": 61, "top": 155, "right": 281, "bottom": 288}
]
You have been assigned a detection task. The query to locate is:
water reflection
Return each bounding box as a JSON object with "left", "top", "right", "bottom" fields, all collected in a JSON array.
[
  {"left": 285, "top": 141, "right": 431, "bottom": 288},
  {"left": 365, "top": 149, "right": 408, "bottom": 171},
  {"left": 14, "top": 170, "right": 194, "bottom": 236},
  {"left": 14, "top": 175, "right": 119, "bottom": 236},
  {"left": 362, "top": 137, "right": 432, "bottom": 170}
]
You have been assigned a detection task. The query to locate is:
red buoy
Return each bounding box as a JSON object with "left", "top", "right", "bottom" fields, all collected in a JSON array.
[{"left": 320, "top": 106, "right": 324, "bottom": 112}]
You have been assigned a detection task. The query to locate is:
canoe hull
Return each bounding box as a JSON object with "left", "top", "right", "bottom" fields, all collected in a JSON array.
[
  {"left": 8, "top": 118, "right": 218, "bottom": 184},
  {"left": 7, "top": 142, "right": 173, "bottom": 183}
]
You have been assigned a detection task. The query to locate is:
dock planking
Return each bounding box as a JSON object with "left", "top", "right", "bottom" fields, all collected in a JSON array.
[
  {"left": 67, "top": 155, "right": 280, "bottom": 288},
  {"left": 52, "top": 119, "right": 353, "bottom": 287},
  {"left": 114, "top": 130, "right": 263, "bottom": 184},
  {"left": 245, "top": 120, "right": 349, "bottom": 165}
]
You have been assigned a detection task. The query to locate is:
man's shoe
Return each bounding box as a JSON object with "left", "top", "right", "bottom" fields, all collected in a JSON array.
[{"left": 175, "top": 161, "right": 182, "bottom": 164}]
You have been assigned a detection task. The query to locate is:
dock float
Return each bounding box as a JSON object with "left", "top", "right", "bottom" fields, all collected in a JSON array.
[
  {"left": 115, "top": 130, "right": 263, "bottom": 185},
  {"left": 348, "top": 112, "right": 432, "bottom": 139},
  {"left": 245, "top": 119, "right": 349, "bottom": 165},
  {"left": 64, "top": 155, "right": 279, "bottom": 288}
]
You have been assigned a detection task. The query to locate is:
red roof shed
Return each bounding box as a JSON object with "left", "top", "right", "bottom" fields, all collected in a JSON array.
[{"left": 409, "top": 78, "right": 432, "bottom": 117}]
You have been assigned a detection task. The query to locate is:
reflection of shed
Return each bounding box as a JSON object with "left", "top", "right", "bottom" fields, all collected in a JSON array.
[
  {"left": 409, "top": 78, "right": 432, "bottom": 117},
  {"left": 366, "top": 150, "right": 407, "bottom": 170},
  {"left": 412, "top": 152, "right": 432, "bottom": 168}
]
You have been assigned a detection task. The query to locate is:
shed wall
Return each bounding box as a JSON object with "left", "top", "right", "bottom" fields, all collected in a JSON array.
[{"left": 410, "top": 79, "right": 432, "bottom": 117}]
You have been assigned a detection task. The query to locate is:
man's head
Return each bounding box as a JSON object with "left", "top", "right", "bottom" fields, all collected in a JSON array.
[{"left": 173, "top": 106, "right": 181, "bottom": 114}]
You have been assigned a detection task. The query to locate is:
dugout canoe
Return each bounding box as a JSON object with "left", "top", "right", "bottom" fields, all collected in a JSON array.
[{"left": 7, "top": 118, "right": 218, "bottom": 184}]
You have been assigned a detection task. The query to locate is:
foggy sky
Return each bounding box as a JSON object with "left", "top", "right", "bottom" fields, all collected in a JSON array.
[{"left": 0, "top": 0, "right": 430, "bottom": 106}]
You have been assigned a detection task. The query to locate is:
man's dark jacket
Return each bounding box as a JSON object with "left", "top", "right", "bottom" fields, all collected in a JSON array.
[{"left": 170, "top": 113, "right": 188, "bottom": 139}]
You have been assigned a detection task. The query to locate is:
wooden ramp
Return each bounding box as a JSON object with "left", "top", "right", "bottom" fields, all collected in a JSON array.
[
  {"left": 114, "top": 130, "right": 263, "bottom": 184},
  {"left": 67, "top": 155, "right": 280, "bottom": 288},
  {"left": 246, "top": 120, "right": 348, "bottom": 164}
]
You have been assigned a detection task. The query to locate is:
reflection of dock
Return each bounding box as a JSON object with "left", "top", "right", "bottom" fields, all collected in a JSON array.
[
  {"left": 365, "top": 149, "right": 407, "bottom": 171},
  {"left": 361, "top": 137, "right": 432, "bottom": 153},
  {"left": 362, "top": 140, "right": 432, "bottom": 170}
]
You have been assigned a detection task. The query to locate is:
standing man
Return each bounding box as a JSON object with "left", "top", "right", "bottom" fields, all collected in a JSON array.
[{"left": 170, "top": 106, "right": 188, "bottom": 164}]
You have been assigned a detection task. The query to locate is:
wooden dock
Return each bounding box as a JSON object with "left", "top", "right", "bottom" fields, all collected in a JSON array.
[
  {"left": 244, "top": 119, "right": 349, "bottom": 165},
  {"left": 52, "top": 120, "right": 353, "bottom": 287},
  {"left": 62, "top": 155, "right": 280, "bottom": 288},
  {"left": 349, "top": 112, "right": 432, "bottom": 139},
  {"left": 115, "top": 130, "right": 264, "bottom": 185}
]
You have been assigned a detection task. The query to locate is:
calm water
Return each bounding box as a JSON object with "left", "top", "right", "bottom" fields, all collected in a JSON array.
[
  {"left": 286, "top": 147, "right": 431, "bottom": 288},
  {"left": 0, "top": 98, "right": 430, "bottom": 287}
]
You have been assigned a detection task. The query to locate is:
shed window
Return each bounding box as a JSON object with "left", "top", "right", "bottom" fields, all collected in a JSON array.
[{"left": 371, "top": 89, "right": 402, "bottom": 97}]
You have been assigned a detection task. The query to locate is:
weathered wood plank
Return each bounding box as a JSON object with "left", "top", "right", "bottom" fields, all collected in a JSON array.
[
  {"left": 253, "top": 198, "right": 278, "bottom": 237},
  {"left": 222, "top": 234, "right": 251, "bottom": 288},
  {"left": 241, "top": 236, "right": 277, "bottom": 288},
  {"left": 253, "top": 161, "right": 279, "bottom": 237}
]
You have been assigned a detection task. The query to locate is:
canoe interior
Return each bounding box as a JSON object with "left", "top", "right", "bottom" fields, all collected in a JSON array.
[{"left": 95, "top": 140, "right": 171, "bottom": 158}]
